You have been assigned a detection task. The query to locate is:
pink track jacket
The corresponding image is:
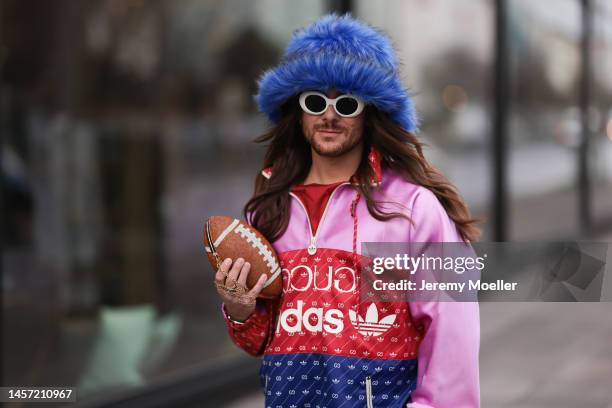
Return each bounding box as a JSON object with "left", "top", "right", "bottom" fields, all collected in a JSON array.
[{"left": 222, "top": 154, "right": 480, "bottom": 408}]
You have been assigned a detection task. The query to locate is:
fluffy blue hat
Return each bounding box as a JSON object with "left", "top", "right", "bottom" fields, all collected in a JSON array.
[{"left": 255, "top": 14, "right": 419, "bottom": 132}]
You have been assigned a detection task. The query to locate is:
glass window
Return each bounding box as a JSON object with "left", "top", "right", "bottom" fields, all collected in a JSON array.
[
  {"left": 507, "top": 0, "right": 581, "bottom": 239},
  {"left": 355, "top": 0, "right": 495, "bottom": 240},
  {"left": 592, "top": 0, "right": 612, "bottom": 225},
  {"left": 1, "top": 0, "right": 325, "bottom": 401}
]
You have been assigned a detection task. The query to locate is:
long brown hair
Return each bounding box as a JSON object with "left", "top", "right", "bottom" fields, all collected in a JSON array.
[{"left": 244, "top": 99, "right": 482, "bottom": 243}]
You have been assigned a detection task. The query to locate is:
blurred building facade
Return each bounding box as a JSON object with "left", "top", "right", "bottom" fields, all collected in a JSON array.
[{"left": 1, "top": 0, "right": 611, "bottom": 407}]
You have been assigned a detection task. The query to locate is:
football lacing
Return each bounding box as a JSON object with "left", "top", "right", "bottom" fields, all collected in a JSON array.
[{"left": 234, "top": 224, "right": 279, "bottom": 273}]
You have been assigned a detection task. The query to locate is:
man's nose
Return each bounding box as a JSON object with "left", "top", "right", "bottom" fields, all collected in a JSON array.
[{"left": 321, "top": 104, "right": 340, "bottom": 121}]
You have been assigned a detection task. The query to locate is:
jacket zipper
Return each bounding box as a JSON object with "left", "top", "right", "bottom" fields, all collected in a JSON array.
[
  {"left": 365, "top": 375, "right": 373, "bottom": 408},
  {"left": 289, "top": 182, "right": 350, "bottom": 255}
]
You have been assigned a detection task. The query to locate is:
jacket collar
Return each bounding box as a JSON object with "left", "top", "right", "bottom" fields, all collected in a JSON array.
[{"left": 261, "top": 147, "right": 383, "bottom": 187}]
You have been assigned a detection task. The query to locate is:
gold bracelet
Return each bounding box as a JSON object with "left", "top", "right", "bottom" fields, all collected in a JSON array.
[{"left": 223, "top": 304, "right": 246, "bottom": 325}]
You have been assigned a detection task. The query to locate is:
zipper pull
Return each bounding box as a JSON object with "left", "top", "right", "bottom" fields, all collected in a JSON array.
[
  {"left": 308, "top": 236, "right": 317, "bottom": 255},
  {"left": 350, "top": 192, "right": 361, "bottom": 218}
]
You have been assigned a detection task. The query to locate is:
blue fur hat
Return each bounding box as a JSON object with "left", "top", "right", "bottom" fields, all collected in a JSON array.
[{"left": 255, "top": 14, "right": 419, "bottom": 132}]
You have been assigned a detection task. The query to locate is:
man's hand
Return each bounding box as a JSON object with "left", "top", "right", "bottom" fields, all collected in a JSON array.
[{"left": 215, "top": 257, "right": 267, "bottom": 322}]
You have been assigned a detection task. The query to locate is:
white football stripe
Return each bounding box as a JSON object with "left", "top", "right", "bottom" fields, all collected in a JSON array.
[
  {"left": 264, "top": 266, "right": 281, "bottom": 288},
  {"left": 214, "top": 219, "right": 239, "bottom": 248},
  {"left": 205, "top": 246, "right": 211, "bottom": 252}
]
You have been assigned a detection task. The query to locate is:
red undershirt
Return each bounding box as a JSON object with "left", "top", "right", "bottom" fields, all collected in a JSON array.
[{"left": 291, "top": 181, "right": 345, "bottom": 235}]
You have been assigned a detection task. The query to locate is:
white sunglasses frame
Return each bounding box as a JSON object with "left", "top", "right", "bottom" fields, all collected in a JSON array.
[{"left": 298, "top": 91, "right": 365, "bottom": 118}]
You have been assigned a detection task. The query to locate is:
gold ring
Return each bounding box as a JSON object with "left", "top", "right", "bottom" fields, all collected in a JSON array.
[{"left": 225, "top": 278, "right": 238, "bottom": 290}]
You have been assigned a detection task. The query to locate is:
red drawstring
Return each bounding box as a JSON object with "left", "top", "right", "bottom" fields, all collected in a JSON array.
[
  {"left": 350, "top": 192, "right": 364, "bottom": 321},
  {"left": 350, "top": 192, "right": 361, "bottom": 268}
]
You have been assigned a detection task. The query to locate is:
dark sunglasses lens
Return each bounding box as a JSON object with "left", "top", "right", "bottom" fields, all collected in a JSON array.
[
  {"left": 304, "top": 94, "right": 327, "bottom": 113},
  {"left": 336, "top": 97, "right": 359, "bottom": 115}
]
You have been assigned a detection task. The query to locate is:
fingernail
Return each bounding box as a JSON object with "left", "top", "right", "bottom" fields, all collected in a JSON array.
[
  {"left": 224, "top": 258, "right": 232, "bottom": 265},
  {"left": 244, "top": 262, "right": 251, "bottom": 268},
  {"left": 236, "top": 258, "right": 244, "bottom": 264}
]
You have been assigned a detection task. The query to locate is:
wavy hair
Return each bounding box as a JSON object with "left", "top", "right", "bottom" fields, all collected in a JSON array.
[{"left": 244, "top": 100, "right": 482, "bottom": 243}]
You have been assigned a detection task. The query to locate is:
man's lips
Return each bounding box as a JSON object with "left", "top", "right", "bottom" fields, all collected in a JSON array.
[{"left": 316, "top": 128, "right": 343, "bottom": 134}]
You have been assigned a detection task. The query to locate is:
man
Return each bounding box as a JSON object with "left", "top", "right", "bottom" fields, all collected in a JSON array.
[{"left": 214, "top": 14, "right": 481, "bottom": 408}]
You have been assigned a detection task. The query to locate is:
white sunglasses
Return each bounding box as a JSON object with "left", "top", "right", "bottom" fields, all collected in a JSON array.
[{"left": 298, "top": 91, "right": 365, "bottom": 118}]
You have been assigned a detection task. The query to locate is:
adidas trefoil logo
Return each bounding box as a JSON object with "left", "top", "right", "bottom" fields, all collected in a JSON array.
[{"left": 349, "top": 303, "right": 396, "bottom": 337}]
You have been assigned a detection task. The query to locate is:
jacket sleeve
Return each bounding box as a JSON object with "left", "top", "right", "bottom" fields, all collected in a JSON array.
[
  {"left": 406, "top": 188, "right": 481, "bottom": 408},
  {"left": 222, "top": 298, "right": 276, "bottom": 357}
]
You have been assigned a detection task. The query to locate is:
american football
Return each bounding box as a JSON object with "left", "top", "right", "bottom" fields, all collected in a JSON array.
[{"left": 203, "top": 216, "right": 282, "bottom": 299}]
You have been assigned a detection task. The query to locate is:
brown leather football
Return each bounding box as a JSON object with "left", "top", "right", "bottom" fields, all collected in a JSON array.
[{"left": 203, "top": 215, "right": 282, "bottom": 299}]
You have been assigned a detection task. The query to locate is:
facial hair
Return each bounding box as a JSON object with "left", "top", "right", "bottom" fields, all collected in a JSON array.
[{"left": 304, "top": 123, "right": 363, "bottom": 158}]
